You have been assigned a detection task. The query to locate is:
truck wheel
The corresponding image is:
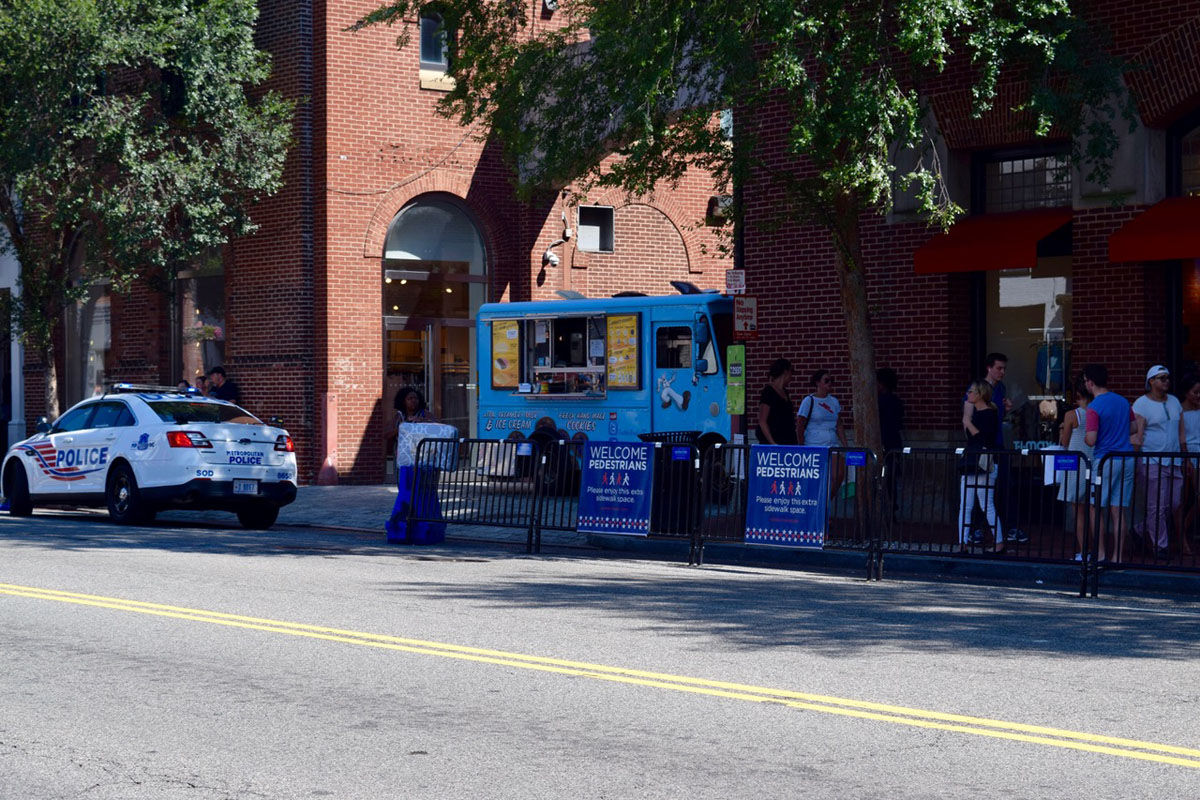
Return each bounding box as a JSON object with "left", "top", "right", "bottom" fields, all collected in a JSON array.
[
  {"left": 237, "top": 505, "right": 279, "bottom": 530},
  {"left": 6, "top": 465, "right": 33, "bottom": 517},
  {"left": 106, "top": 463, "right": 154, "bottom": 524}
]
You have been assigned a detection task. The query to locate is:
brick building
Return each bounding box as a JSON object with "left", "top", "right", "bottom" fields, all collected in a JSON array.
[
  {"left": 9, "top": 2, "right": 1197, "bottom": 477},
  {"left": 743, "top": 1, "right": 1200, "bottom": 449},
  {"left": 5, "top": 0, "right": 728, "bottom": 482}
]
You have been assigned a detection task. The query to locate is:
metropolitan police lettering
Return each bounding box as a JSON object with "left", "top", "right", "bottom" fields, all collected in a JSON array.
[{"left": 227, "top": 449, "right": 264, "bottom": 465}]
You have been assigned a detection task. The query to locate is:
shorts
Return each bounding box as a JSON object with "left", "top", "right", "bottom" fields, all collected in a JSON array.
[{"left": 1095, "top": 457, "right": 1134, "bottom": 508}]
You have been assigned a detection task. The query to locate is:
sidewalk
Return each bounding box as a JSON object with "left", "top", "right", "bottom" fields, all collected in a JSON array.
[
  {"left": 155, "top": 484, "right": 1200, "bottom": 597},
  {"left": 159, "top": 484, "right": 592, "bottom": 549}
]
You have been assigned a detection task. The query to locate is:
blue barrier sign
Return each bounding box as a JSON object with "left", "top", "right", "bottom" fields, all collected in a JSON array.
[
  {"left": 845, "top": 450, "right": 868, "bottom": 467},
  {"left": 745, "top": 445, "right": 829, "bottom": 548},
  {"left": 1053, "top": 454, "right": 1080, "bottom": 472},
  {"left": 578, "top": 441, "right": 653, "bottom": 535}
]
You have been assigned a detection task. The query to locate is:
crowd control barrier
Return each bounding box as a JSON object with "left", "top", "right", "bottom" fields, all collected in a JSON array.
[
  {"left": 405, "top": 438, "right": 1200, "bottom": 595},
  {"left": 697, "top": 445, "right": 880, "bottom": 576},
  {"left": 1081, "top": 452, "right": 1200, "bottom": 595}
]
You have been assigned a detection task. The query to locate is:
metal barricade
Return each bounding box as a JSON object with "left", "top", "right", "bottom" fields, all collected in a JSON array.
[
  {"left": 696, "top": 444, "right": 879, "bottom": 574},
  {"left": 879, "top": 448, "right": 1093, "bottom": 571},
  {"left": 409, "top": 438, "right": 542, "bottom": 552},
  {"left": 1084, "top": 451, "right": 1200, "bottom": 596}
]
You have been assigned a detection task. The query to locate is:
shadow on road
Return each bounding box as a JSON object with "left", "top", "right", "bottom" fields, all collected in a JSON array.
[{"left": 4, "top": 512, "right": 1198, "bottom": 662}]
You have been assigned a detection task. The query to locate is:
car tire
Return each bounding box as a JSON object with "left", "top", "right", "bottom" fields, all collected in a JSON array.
[
  {"left": 106, "top": 463, "right": 153, "bottom": 524},
  {"left": 6, "top": 465, "right": 33, "bottom": 517},
  {"left": 237, "top": 505, "right": 279, "bottom": 530}
]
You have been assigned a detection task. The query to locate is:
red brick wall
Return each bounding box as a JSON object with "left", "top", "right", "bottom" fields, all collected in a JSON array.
[{"left": 742, "top": 4, "right": 1200, "bottom": 442}]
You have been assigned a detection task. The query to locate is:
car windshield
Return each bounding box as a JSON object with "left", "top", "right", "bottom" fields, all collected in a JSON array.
[{"left": 147, "top": 401, "right": 261, "bottom": 425}]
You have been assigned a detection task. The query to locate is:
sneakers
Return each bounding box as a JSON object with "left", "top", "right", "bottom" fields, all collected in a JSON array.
[
  {"left": 1074, "top": 552, "right": 1083, "bottom": 562},
  {"left": 1008, "top": 528, "right": 1030, "bottom": 544},
  {"left": 967, "top": 529, "right": 985, "bottom": 545}
]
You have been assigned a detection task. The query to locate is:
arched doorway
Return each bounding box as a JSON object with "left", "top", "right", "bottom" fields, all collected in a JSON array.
[{"left": 382, "top": 195, "right": 487, "bottom": 470}]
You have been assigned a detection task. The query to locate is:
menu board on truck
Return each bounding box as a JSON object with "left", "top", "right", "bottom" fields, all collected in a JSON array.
[
  {"left": 491, "top": 319, "right": 520, "bottom": 388},
  {"left": 606, "top": 314, "right": 640, "bottom": 388}
]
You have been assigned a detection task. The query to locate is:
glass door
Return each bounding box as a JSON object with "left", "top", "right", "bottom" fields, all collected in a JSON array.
[{"left": 385, "top": 324, "right": 431, "bottom": 476}]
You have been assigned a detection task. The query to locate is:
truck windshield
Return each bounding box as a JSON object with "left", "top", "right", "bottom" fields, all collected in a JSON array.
[{"left": 147, "top": 401, "right": 261, "bottom": 425}]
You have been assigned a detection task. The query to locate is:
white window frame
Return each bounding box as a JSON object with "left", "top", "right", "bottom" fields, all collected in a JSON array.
[{"left": 577, "top": 205, "right": 615, "bottom": 253}]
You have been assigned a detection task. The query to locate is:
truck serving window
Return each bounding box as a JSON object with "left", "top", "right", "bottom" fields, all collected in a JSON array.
[{"left": 520, "top": 314, "right": 614, "bottom": 395}]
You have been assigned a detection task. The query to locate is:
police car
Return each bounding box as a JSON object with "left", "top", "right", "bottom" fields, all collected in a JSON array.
[{"left": 1, "top": 385, "right": 297, "bottom": 529}]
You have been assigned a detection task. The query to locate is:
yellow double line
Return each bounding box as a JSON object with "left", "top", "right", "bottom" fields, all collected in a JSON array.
[{"left": 2, "top": 580, "right": 1198, "bottom": 769}]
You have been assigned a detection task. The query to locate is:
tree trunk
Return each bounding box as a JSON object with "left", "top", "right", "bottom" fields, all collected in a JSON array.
[
  {"left": 41, "top": 342, "right": 60, "bottom": 421},
  {"left": 830, "top": 195, "right": 881, "bottom": 455}
]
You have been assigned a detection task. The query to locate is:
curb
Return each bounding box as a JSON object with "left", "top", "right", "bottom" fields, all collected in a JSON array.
[{"left": 586, "top": 533, "right": 1200, "bottom": 596}]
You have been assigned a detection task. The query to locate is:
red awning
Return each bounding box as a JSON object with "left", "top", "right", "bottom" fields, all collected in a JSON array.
[
  {"left": 913, "top": 208, "right": 1074, "bottom": 275},
  {"left": 1109, "top": 196, "right": 1200, "bottom": 263}
]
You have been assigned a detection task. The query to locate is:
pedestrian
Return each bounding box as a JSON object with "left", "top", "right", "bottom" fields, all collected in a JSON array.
[
  {"left": 962, "top": 352, "right": 1028, "bottom": 544},
  {"left": 1082, "top": 364, "right": 1137, "bottom": 563},
  {"left": 206, "top": 366, "right": 241, "bottom": 403},
  {"left": 877, "top": 367, "right": 904, "bottom": 452},
  {"left": 176, "top": 378, "right": 191, "bottom": 393},
  {"left": 1176, "top": 374, "right": 1200, "bottom": 557},
  {"left": 194, "top": 375, "right": 209, "bottom": 396},
  {"left": 1057, "top": 373, "right": 1093, "bottom": 561},
  {"left": 797, "top": 369, "right": 847, "bottom": 497},
  {"left": 958, "top": 381, "right": 1003, "bottom": 552},
  {"left": 756, "top": 358, "right": 797, "bottom": 445},
  {"left": 796, "top": 370, "right": 846, "bottom": 448},
  {"left": 1132, "top": 365, "right": 1184, "bottom": 561},
  {"left": 394, "top": 386, "right": 434, "bottom": 423}
]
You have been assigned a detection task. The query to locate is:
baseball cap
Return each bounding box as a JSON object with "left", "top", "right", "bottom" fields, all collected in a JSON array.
[{"left": 1146, "top": 365, "right": 1170, "bottom": 384}]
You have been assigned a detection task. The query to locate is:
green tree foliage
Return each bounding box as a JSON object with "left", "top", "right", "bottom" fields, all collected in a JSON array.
[
  {"left": 0, "top": 0, "right": 292, "bottom": 416},
  {"left": 354, "top": 0, "right": 1129, "bottom": 450}
]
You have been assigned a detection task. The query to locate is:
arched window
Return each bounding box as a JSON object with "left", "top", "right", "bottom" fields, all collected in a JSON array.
[{"left": 382, "top": 196, "right": 487, "bottom": 453}]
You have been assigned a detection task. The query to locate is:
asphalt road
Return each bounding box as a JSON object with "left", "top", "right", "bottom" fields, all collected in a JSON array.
[{"left": 1, "top": 512, "right": 1198, "bottom": 799}]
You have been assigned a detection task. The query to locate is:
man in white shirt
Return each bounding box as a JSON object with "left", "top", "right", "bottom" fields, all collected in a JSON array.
[{"left": 1133, "top": 365, "right": 1183, "bottom": 560}]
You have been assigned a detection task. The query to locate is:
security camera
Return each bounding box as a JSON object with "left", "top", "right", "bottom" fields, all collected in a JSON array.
[{"left": 542, "top": 250, "right": 560, "bottom": 267}]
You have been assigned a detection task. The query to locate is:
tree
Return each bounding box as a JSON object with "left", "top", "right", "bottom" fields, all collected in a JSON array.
[
  {"left": 0, "top": 0, "right": 292, "bottom": 418},
  {"left": 354, "top": 0, "right": 1129, "bottom": 451}
]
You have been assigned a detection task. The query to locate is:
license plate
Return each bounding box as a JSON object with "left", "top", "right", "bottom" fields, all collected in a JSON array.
[{"left": 233, "top": 479, "right": 259, "bottom": 495}]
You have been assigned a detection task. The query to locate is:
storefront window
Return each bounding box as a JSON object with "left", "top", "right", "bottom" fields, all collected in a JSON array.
[
  {"left": 179, "top": 254, "right": 226, "bottom": 386},
  {"left": 65, "top": 283, "right": 112, "bottom": 403},
  {"left": 382, "top": 196, "right": 487, "bottom": 448},
  {"left": 986, "top": 257, "right": 1072, "bottom": 448}
]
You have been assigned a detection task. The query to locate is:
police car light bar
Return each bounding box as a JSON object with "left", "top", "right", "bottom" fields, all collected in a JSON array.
[{"left": 110, "top": 383, "right": 198, "bottom": 395}]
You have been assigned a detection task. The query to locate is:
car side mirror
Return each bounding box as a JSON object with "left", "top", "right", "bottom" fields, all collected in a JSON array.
[
  {"left": 694, "top": 358, "right": 708, "bottom": 374},
  {"left": 35, "top": 417, "right": 51, "bottom": 434}
]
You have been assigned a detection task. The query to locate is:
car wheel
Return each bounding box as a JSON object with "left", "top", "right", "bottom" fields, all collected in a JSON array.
[
  {"left": 6, "top": 464, "right": 33, "bottom": 517},
  {"left": 237, "top": 505, "right": 279, "bottom": 530},
  {"left": 106, "top": 463, "right": 152, "bottom": 524}
]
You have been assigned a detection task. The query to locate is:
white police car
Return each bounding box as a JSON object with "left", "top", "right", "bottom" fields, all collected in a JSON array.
[{"left": 1, "top": 385, "right": 297, "bottom": 529}]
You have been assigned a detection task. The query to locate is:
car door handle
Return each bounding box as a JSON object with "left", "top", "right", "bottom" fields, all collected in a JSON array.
[
  {"left": 104, "top": 434, "right": 118, "bottom": 442},
  {"left": 60, "top": 436, "right": 74, "bottom": 444}
]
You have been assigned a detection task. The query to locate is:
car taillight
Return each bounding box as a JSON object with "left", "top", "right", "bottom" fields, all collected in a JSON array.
[
  {"left": 166, "top": 431, "right": 213, "bottom": 448},
  {"left": 275, "top": 435, "right": 294, "bottom": 453}
]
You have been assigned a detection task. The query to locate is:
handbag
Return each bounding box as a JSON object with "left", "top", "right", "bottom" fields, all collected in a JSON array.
[{"left": 958, "top": 449, "right": 993, "bottom": 475}]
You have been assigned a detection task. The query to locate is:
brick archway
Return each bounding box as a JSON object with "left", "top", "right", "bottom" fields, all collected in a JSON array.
[{"left": 361, "top": 173, "right": 503, "bottom": 267}]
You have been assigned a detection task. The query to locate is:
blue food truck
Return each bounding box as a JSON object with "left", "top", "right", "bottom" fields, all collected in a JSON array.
[{"left": 476, "top": 290, "right": 735, "bottom": 456}]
